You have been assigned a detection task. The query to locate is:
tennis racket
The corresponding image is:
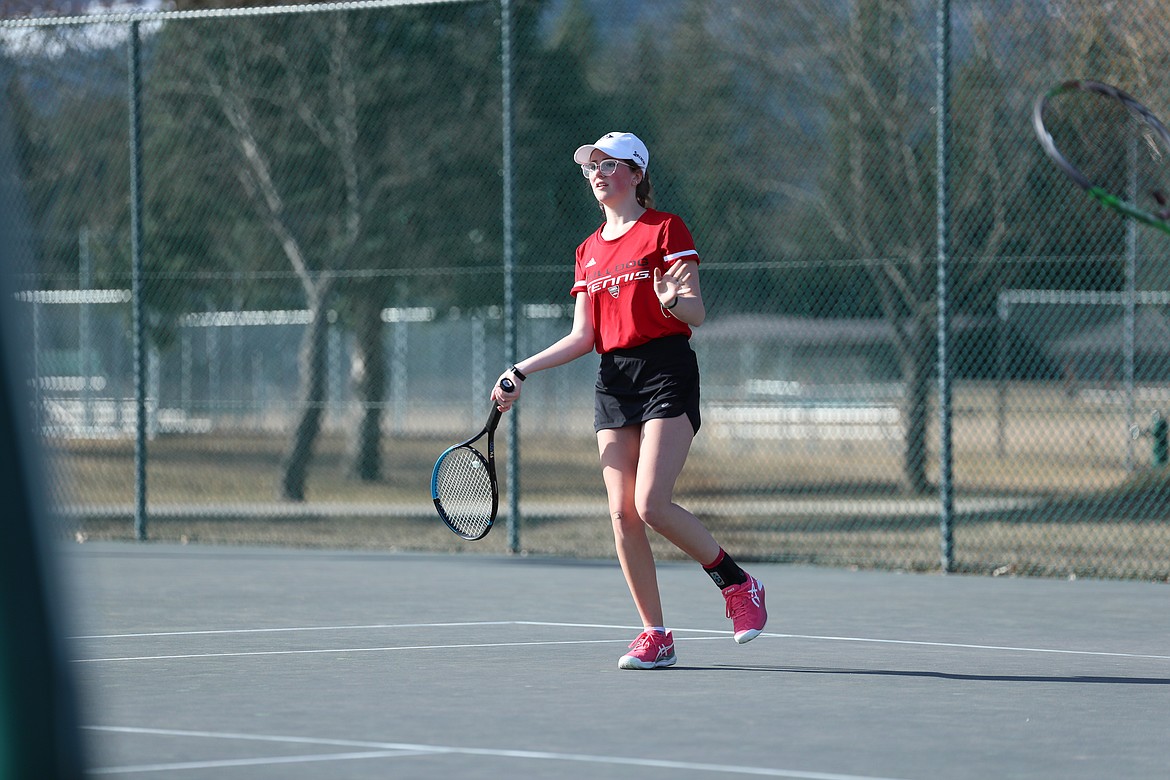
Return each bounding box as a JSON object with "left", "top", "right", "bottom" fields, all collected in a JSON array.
[
  {"left": 430, "top": 377, "right": 514, "bottom": 540},
  {"left": 1033, "top": 79, "right": 1170, "bottom": 236}
]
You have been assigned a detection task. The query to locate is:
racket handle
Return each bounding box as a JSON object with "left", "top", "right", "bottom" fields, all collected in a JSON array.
[{"left": 487, "top": 378, "right": 514, "bottom": 431}]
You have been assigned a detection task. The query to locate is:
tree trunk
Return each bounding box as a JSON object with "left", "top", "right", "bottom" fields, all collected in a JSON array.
[
  {"left": 901, "top": 306, "right": 935, "bottom": 495},
  {"left": 279, "top": 296, "right": 331, "bottom": 501},
  {"left": 349, "top": 295, "right": 385, "bottom": 482}
]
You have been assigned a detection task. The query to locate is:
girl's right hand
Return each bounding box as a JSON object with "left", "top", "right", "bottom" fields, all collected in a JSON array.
[{"left": 492, "top": 371, "right": 522, "bottom": 412}]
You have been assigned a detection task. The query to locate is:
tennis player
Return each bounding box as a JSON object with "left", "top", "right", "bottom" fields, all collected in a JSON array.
[{"left": 491, "top": 132, "right": 767, "bottom": 670}]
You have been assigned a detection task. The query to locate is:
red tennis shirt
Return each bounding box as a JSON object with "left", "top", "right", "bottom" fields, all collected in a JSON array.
[{"left": 571, "top": 209, "right": 700, "bottom": 354}]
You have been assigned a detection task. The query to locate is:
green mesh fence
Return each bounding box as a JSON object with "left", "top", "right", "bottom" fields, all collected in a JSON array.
[{"left": 2, "top": 0, "right": 1168, "bottom": 579}]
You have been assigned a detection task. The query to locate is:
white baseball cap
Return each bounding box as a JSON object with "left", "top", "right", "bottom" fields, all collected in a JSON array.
[{"left": 573, "top": 132, "right": 649, "bottom": 172}]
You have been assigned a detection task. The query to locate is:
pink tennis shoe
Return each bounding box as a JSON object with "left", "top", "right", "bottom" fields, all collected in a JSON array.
[
  {"left": 722, "top": 575, "right": 767, "bottom": 643},
  {"left": 618, "top": 630, "right": 677, "bottom": 670}
]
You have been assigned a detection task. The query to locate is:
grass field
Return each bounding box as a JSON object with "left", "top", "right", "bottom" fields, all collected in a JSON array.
[{"left": 45, "top": 422, "right": 1170, "bottom": 582}]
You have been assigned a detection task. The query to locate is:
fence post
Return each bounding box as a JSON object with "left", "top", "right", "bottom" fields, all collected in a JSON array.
[
  {"left": 1153, "top": 413, "right": 1168, "bottom": 468},
  {"left": 935, "top": 0, "right": 954, "bottom": 573},
  {"left": 1124, "top": 152, "right": 1137, "bottom": 472},
  {"left": 500, "top": 0, "right": 521, "bottom": 554},
  {"left": 128, "top": 20, "right": 148, "bottom": 542}
]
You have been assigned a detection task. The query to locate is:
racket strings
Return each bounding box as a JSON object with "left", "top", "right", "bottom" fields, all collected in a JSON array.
[{"left": 433, "top": 446, "right": 494, "bottom": 537}]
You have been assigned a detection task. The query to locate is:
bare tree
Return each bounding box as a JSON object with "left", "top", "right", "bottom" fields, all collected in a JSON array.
[
  {"left": 149, "top": 5, "right": 503, "bottom": 499},
  {"left": 156, "top": 14, "right": 380, "bottom": 500},
  {"left": 715, "top": 0, "right": 937, "bottom": 492}
]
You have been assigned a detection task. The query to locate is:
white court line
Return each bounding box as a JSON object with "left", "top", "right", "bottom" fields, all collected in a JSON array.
[
  {"left": 73, "top": 636, "right": 729, "bottom": 663},
  {"left": 88, "top": 749, "right": 434, "bottom": 775},
  {"left": 72, "top": 620, "right": 1170, "bottom": 663},
  {"left": 85, "top": 725, "right": 912, "bottom": 780},
  {"left": 517, "top": 622, "right": 1170, "bottom": 660},
  {"left": 73, "top": 621, "right": 520, "bottom": 640},
  {"left": 761, "top": 632, "right": 1170, "bottom": 661}
]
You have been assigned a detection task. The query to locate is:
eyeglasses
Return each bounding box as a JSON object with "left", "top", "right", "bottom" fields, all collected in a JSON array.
[{"left": 580, "top": 159, "right": 634, "bottom": 178}]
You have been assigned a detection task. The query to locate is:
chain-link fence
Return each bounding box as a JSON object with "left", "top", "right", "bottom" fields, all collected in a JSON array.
[{"left": 2, "top": 0, "right": 1168, "bottom": 579}]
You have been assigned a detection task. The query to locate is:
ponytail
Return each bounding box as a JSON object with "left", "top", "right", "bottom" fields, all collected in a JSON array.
[{"left": 636, "top": 172, "right": 654, "bottom": 209}]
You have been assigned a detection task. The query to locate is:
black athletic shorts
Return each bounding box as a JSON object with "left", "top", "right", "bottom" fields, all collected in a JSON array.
[{"left": 594, "top": 335, "right": 701, "bottom": 435}]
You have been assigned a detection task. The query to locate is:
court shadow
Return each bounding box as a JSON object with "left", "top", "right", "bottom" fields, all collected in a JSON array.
[{"left": 671, "top": 665, "right": 1170, "bottom": 685}]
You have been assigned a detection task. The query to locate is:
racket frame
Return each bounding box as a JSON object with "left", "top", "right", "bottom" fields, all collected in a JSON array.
[
  {"left": 1032, "top": 79, "right": 1170, "bottom": 236},
  {"left": 430, "top": 377, "right": 514, "bottom": 540}
]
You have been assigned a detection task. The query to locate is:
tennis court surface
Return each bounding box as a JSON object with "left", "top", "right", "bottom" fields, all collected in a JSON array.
[{"left": 65, "top": 542, "right": 1169, "bottom": 779}]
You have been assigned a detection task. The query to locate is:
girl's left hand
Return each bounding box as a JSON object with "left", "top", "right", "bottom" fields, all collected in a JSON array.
[{"left": 654, "top": 258, "right": 692, "bottom": 308}]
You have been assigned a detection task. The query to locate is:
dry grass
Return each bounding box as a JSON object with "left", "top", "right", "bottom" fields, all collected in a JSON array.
[{"left": 48, "top": 427, "right": 1170, "bottom": 582}]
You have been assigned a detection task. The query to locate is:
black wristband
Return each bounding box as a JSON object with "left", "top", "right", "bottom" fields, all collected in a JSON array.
[
  {"left": 663, "top": 296, "right": 680, "bottom": 310},
  {"left": 509, "top": 364, "right": 527, "bottom": 381}
]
